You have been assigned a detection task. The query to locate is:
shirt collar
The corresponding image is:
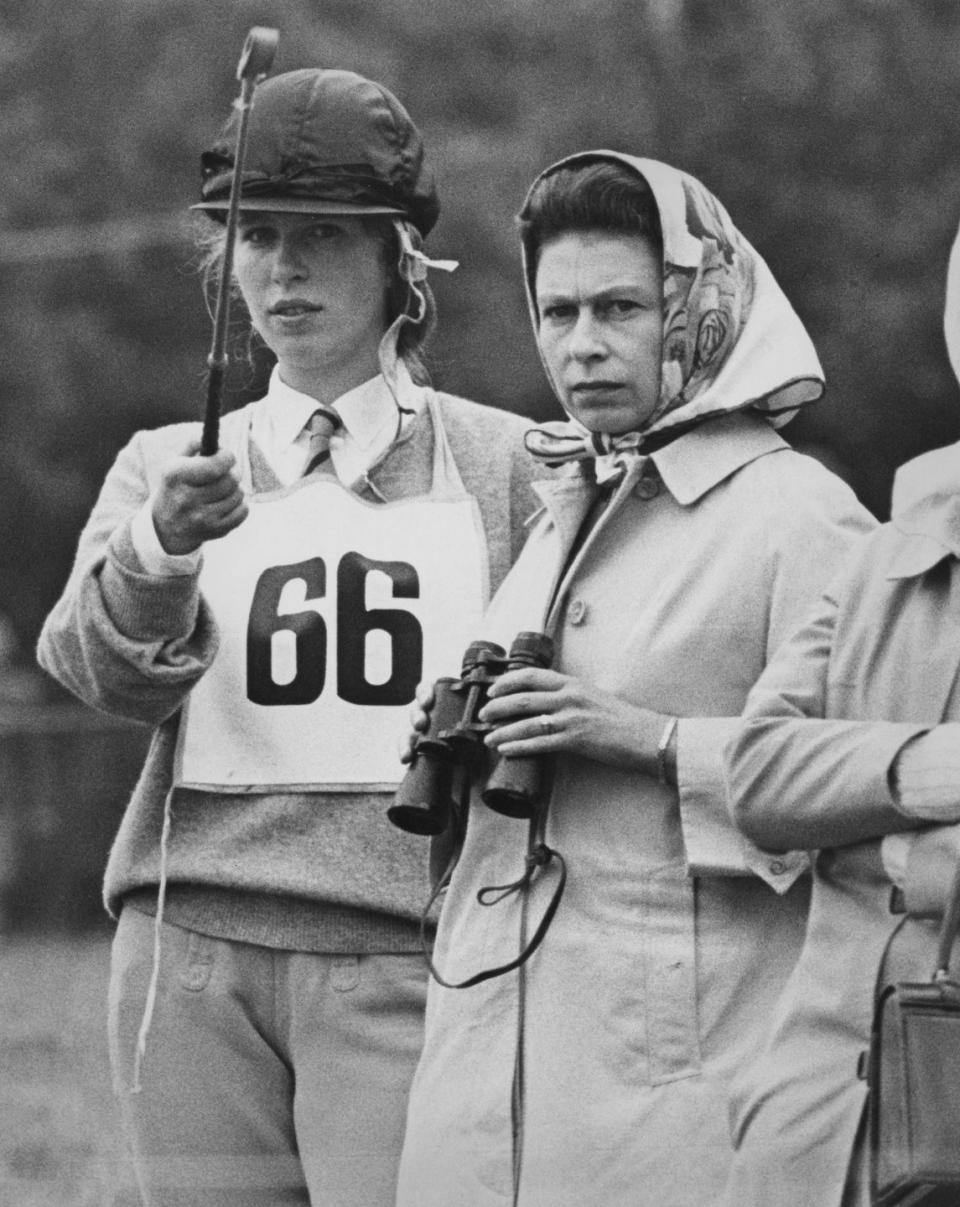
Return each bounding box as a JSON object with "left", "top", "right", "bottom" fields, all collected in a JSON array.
[
  {"left": 648, "top": 410, "right": 789, "bottom": 505},
  {"left": 262, "top": 367, "right": 406, "bottom": 448}
]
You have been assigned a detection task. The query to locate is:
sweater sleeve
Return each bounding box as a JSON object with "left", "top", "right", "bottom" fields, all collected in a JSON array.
[
  {"left": 36, "top": 429, "right": 218, "bottom": 725},
  {"left": 677, "top": 468, "right": 878, "bottom": 886}
]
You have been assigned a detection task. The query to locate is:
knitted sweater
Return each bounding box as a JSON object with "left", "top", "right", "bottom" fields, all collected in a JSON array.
[{"left": 37, "top": 392, "right": 541, "bottom": 952}]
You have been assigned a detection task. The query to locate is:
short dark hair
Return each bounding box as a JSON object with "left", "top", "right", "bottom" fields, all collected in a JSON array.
[{"left": 518, "top": 159, "right": 663, "bottom": 286}]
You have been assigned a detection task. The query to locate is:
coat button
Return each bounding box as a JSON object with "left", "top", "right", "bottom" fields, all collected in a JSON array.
[
  {"left": 567, "top": 598, "right": 588, "bottom": 625},
  {"left": 768, "top": 859, "right": 787, "bottom": 876},
  {"left": 635, "top": 476, "right": 660, "bottom": 500}
]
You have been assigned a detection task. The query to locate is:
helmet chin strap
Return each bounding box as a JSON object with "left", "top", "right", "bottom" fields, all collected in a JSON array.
[
  {"left": 377, "top": 219, "right": 459, "bottom": 412},
  {"left": 395, "top": 218, "right": 459, "bottom": 295}
]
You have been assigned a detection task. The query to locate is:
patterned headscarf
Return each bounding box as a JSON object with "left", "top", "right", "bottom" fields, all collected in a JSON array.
[{"left": 522, "top": 152, "right": 825, "bottom": 468}]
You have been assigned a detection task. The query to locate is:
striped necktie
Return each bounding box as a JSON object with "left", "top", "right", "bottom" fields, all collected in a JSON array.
[{"left": 303, "top": 405, "right": 343, "bottom": 477}]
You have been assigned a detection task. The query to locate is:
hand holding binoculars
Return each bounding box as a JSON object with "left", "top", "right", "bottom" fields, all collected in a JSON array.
[{"left": 387, "top": 631, "right": 554, "bottom": 837}]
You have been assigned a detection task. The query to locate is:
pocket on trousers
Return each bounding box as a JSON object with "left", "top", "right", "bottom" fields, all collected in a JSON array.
[
  {"left": 178, "top": 928, "right": 215, "bottom": 992},
  {"left": 330, "top": 955, "right": 360, "bottom": 993}
]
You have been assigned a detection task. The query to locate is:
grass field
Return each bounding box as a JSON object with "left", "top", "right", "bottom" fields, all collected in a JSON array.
[{"left": 1, "top": 931, "right": 139, "bottom": 1207}]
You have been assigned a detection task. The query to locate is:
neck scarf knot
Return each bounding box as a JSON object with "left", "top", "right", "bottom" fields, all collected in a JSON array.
[{"left": 524, "top": 422, "right": 644, "bottom": 482}]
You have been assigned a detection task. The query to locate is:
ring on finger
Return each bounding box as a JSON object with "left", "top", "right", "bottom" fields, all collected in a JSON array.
[{"left": 537, "top": 714, "right": 554, "bottom": 736}]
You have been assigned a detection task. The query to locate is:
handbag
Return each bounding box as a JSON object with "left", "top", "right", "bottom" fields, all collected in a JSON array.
[{"left": 866, "top": 862, "right": 960, "bottom": 1206}]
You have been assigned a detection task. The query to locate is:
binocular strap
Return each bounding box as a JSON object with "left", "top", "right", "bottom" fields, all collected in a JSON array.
[
  {"left": 511, "top": 851, "right": 535, "bottom": 1207},
  {"left": 418, "top": 777, "right": 567, "bottom": 1203},
  {"left": 422, "top": 815, "right": 567, "bottom": 991}
]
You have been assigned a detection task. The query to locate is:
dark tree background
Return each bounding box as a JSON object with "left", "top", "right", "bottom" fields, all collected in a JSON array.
[{"left": 2, "top": 0, "right": 960, "bottom": 666}]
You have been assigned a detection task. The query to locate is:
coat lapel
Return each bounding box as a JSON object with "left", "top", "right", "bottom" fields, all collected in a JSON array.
[
  {"left": 530, "top": 473, "right": 598, "bottom": 627},
  {"left": 533, "top": 462, "right": 649, "bottom": 630}
]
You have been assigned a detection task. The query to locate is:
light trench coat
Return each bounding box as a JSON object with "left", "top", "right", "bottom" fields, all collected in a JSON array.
[
  {"left": 723, "top": 439, "right": 960, "bottom": 1207},
  {"left": 396, "top": 412, "right": 874, "bottom": 1207}
]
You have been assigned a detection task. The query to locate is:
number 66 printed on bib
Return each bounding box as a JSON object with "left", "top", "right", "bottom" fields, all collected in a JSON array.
[
  {"left": 247, "top": 551, "right": 424, "bottom": 708},
  {"left": 174, "top": 483, "right": 487, "bottom": 791}
]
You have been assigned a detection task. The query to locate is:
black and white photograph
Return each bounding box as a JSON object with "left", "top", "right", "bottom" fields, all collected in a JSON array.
[{"left": 2, "top": 3, "right": 959, "bottom": 1205}]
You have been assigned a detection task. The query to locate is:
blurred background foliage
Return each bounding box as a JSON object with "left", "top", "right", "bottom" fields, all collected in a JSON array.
[{"left": 2, "top": 0, "right": 960, "bottom": 667}]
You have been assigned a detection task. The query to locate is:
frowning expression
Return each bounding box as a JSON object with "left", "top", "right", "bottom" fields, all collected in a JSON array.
[
  {"left": 234, "top": 212, "right": 389, "bottom": 396},
  {"left": 535, "top": 231, "right": 663, "bottom": 435}
]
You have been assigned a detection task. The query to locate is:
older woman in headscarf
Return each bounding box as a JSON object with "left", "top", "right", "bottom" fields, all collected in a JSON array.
[
  {"left": 394, "top": 153, "right": 875, "bottom": 1206},
  {"left": 720, "top": 225, "right": 960, "bottom": 1207}
]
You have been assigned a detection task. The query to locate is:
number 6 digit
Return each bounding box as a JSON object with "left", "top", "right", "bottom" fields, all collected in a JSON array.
[
  {"left": 337, "top": 552, "right": 423, "bottom": 706},
  {"left": 246, "top": 557, "right": 326, "bottom": 705}
]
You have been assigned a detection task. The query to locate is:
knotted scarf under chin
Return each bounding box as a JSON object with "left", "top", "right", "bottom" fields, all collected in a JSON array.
[{"left": 524, "top": 421, "right": 645, "bottom": 483}]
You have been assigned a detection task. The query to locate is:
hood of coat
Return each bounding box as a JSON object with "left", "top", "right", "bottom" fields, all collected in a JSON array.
[
  {"left": 887, "top": 223, "right": 960, "bottom": 560},
  {"left": 944, "top": 219, "right": 960, "bottom": 384},
  {"left": 519, "top": 151, "right": 825, "bottom": 445}
]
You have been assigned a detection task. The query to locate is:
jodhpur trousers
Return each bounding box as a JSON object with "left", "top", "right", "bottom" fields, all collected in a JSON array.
[{"left": 108, "top": 907, "right": 427, "bottom": 1206}]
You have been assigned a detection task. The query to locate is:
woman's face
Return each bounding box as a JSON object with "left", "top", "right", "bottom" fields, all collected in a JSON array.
[
  {"left": 535, "top": 231, "right": 662, "bottom": 434},
  {"left": 234, "top": 212, "right": 390, "bottom": 397}
]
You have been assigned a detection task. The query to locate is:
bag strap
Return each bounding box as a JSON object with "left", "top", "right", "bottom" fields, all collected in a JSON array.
[
  {"left": 934, "top": 859, "right": 960, "bottom": 982},
  {"left": 866, "top": 859, "right": 960, "bottom": 1206}
]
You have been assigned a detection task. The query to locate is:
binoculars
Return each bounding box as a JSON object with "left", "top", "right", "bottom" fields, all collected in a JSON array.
[{"left": 388, "top": 631, "right": 555, "bottom": 837}]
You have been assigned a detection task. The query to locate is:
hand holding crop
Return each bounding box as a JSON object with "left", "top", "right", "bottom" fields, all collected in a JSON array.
[{"left": 151, "top": 440, "right": 248, "bottom": 555}]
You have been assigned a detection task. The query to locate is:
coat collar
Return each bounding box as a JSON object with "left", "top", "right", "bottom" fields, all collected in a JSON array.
[
  {"left": 531, "top": 410, "right": 787, "bottom": 517},
  {"left": 887, "top": 441, "right": 960, "bottom": 579},
  {"left": 526, "top": 412, "right": 790, "bottom": 608},
  {"left": 647, "top": 410, "right": 789, "bottom": 504}
]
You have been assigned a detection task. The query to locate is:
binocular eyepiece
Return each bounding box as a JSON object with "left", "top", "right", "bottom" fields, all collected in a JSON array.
[{"left": 387, "top": 631, "right": 554, "bottom": 837}]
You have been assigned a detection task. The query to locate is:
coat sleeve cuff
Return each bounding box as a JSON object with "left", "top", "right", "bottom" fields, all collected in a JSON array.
[
  {"left": 901, "top": 823, "right": 960, "bottom": 918},
  {"left": 677, "top": 716, "right": 810, "bottom": 892}
]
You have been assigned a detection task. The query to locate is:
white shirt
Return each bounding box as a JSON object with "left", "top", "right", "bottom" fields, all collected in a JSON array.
[{"left": 132, "top": 369, "right": 422, "bottom": 575}]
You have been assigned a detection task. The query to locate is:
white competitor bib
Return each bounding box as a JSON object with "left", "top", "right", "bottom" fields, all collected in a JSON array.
[{"left": 175, "top": 405, "right": 488, "bottom": 792}]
